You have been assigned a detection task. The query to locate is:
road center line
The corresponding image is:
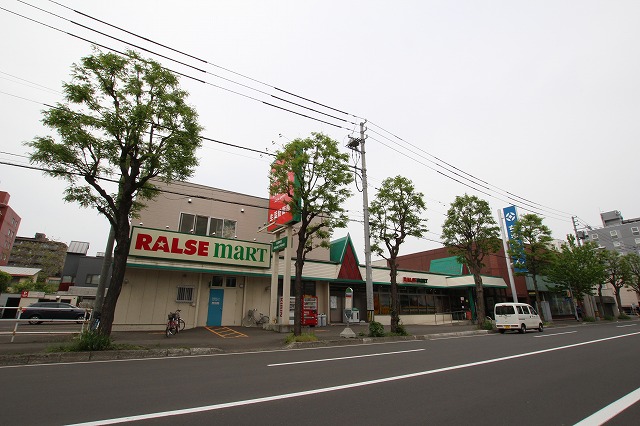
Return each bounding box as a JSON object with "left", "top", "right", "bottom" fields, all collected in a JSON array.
[
  {"left": 268, "top": 349, "right": 425, "bottom": 366},
  {"left": 67, "top": 331, "right": 640, "bottom": 426},
  {"left": 616, "top": 324, "right": 636, "bottom": 328},
  {"left": 574, "top": 386, "right": 640, "bottom": 425},
  {"left": 534, "top": 331, "right": 577, "bottom": 338}
]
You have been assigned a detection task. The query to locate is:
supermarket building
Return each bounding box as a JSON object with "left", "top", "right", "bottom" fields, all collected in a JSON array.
[{"left": 113, "top": 180, "right": 508, "bottom": 331}]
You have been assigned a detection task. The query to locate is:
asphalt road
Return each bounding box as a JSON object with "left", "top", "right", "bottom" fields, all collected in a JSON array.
[{"left": 1, "top": 322, "right": 639, "bottom": 425}]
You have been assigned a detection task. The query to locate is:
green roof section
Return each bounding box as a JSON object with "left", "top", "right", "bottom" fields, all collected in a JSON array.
[
  {"left": 429, "top": 256, "right": 463, "bottom": 276},
  {"left": 330, "top": 233, "right": 360, "bottom": 265}
]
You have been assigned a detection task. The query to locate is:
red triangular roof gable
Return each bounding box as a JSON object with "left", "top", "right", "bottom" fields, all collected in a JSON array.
[{"left": 337, "top": 241, "right": 363, "bottom": 281}]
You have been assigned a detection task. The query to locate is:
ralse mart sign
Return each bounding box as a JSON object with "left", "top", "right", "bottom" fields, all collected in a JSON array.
[{"left": 129, "top": 227, "right": 271, "bottom": 268}]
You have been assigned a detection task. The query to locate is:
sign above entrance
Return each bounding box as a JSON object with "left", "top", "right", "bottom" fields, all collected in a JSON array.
[
  {"left": 272, "top": 237, "right": 288, "bottom": 252},
  {"left": 402, "top": 277, "right": 428, "bottom": 283},
  {"left": 129, "top": 227, "right": 271, "bottom": 269}
]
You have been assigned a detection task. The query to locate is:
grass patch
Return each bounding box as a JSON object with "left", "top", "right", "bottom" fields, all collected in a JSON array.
[
  {"left": 284, "top": 332, "right": 318, "bottom": 344},
  {"left": 46, "top": 330, "right": 114, "bottom": 352},
  {"left": 582, "top": 316, "right": 596, "bottom": 322},
  {"left": 46, "top": 332, "right": 151, "bottom": 353},
  {"left": 618, "top": 313, "right": 631, "bottom": 320},
  {"left": 603, "top": 315, "right": 616, "bottom": 321}
]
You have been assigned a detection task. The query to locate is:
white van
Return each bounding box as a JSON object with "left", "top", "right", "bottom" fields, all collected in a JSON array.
[{"left": 494, "top": 303, "right": 543, "bottom": 334}]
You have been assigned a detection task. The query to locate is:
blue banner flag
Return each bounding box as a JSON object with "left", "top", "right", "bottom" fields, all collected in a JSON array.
[{"left": 503, "top": 206, "right": 527, "bottom": 272}]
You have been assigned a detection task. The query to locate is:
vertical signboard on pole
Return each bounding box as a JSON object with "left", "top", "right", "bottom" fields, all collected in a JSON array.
[
  {"left": 267, "top": 160, "right": 301, "bottom": 232},
  {"left": 503, "top": 206, "right": 527, "bottom": 272}
]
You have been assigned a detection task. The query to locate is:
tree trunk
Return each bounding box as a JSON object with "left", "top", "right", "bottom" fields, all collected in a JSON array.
[
  {"left": 389, "top": 262, "right": 400, "bottom": 333},
  {"left": 97, "top": 217, "right": 131, "bottom": 336},
  {"left": 293, "top": 258, "right": 303, "bottom": 336},
  {"left": 614, "top": 290, "right": 623, "bottom": 317},
  {"left": 472, "top": 270, "right": 485, "bottom": 324},
  {"left": 531, "top": 274, "right": 545, "bottom": 322},
  {"left": 293, "top": 228, "right": 307, "bottom": 336},
  {"left": 597, "top": 285, "right": 604, "bottom": 318}
]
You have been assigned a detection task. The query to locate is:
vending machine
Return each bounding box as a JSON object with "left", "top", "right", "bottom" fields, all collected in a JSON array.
[{"left": 301, "top": 295, "right": 318, "bottom": 327}]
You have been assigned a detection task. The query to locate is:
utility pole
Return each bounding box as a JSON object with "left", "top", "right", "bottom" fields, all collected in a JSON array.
[
  {"left": 348, "top": 121, "right": 374, "bottom": 322},
  {"left": 572, "top": 216, "right": 583, "bottom": 247}
]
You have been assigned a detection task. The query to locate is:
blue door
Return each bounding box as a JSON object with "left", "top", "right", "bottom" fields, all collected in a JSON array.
[{"left": 207, "top": 288, "right": 224, "bottom": 326}]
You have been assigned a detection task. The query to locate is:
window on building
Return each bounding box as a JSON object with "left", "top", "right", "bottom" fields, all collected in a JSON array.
[
  {"left": 176, "top": 286, "right": 194, "bottom": 303},
  {"left": 209, "top": 276, "right": 224, "bottom": 287},
  {"left": 631, "top": 227, "right": 640, "bottom": 236},
  {"left": 179, "top": 213, "right": 195, "bottom": 233},
  {"left": 194, "top": 215, "right": 208, "bottom": 235},
  {"left": 590, "top": 234, "right": 599, "bottom": 240},
  {"left": 610, "top": 230, "right": 619, "bottom": 239},
  {"left": 209, "top": 217, "right": 237, "bottom": 238},
  {"left": 178, "top": 213, "right": 237, "bottom": 238},
  {"left": 613, "top": 241, "right": 621, "bottom": 247},
  {"left": 85, "top": 274, "right": 100, "bottom": 285},
  {"left": 226, "top": 277, "right": 237, "bottom": 288},
  {"left": 635, "top": 238, "right": 640, "bottom": 245}
]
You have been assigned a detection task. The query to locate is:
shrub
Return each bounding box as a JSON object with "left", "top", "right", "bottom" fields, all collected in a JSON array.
[
  {"left": 390, "top": 323, "right": 409, "bottom": 336},
  {"left": 618, "top": 313, "right": 631, "bottom": 320},
  {"left": 284, "top": 332, "right": 318, "bottom": 344},
  {"left": 603, "top": 315, "right": 615, "bottom": 321},
  {"left": 480, "top": 320, "right": 494, "bottom": 330},
  {"left": 368, "top": 321, "right": 385, "bottom": 337},
  {"left": 582, "top": 316, "right": 596, "bottom": 322}
]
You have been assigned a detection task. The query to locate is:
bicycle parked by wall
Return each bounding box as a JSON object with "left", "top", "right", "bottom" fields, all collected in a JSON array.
[
  {"left": 174, "top": 309, "right": 185, "bottom": 331},
  {"left": 242, "top": 309, "right": 269, "bottom": 327},
  {"left": 166, "top": 310, "right": 181, "bottom": 337}
]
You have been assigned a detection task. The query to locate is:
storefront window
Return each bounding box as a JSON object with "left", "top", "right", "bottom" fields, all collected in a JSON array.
[{"left": 209, "top": 276, "right": 223, "bottom": 287}]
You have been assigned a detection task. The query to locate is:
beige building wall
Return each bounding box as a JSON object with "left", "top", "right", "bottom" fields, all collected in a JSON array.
[{"left": 138, "top": 180, "right": 329, "bottom": 261}]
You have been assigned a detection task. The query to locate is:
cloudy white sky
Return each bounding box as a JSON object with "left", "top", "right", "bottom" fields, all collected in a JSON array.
[{"left": 1, "top": 1, "right": 638, "bottom": 258}]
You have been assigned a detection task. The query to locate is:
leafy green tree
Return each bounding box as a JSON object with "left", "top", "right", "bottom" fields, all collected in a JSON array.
[
  {"left": 270, "top": 133, "right": 353, "bottom": 336},
  {"left": 8, "top": 240, "right": 67, "bottom": 279},
  {"left": 623, "top": 252, "right": 640, "bottom": 296},
  {"left": 545, "top": 235, "right": 606, "bottom": 318},
  {"left": 9, "top": 279, "right": 58, "bottom": 295},
  {"left": 369, "top": 176, "right": 428, "bottom": 333},
  {"left": 0, "top": 270, "right": 11, "bottom": 293},
  {"left": 27, "top": 48, "right": 202, "bottom": 335},
  {"left": 600, "top": 249, "right": 631, "bottom": 315},
  {"left": 507, "top": 213, "right": 554, "bottom": 322},
  {"left": 441, "top": 194, "right": 501, "bottom": 324}
]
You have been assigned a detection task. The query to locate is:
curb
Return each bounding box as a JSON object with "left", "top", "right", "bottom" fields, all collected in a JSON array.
[
  {"left": 0, "top": 347, "right": 222, "bottom": 367},
  {"left": 287, "top": 329, "right": 491, "bottom": 349},
  {"left": 0, "top": 330, "right": 492, "bottom": 366}
]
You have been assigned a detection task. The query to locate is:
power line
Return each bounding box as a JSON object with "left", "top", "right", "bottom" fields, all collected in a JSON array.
[
  {"left": 46, "top": 0, "right": 363, "bottom": 121},
  {"left": 8, "top": 1, "right": 355, "bottom": 129},
  {"left": 367, "top": 121, "right": 573, "bottom": 219},
  {"left": 2, "top": 3, "right": 582, "bottom": 229}
]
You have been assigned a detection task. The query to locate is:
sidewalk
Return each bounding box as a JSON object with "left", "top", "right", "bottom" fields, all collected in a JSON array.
[{"left": 0, "top": 322, "right": 484, "bottom": 365}]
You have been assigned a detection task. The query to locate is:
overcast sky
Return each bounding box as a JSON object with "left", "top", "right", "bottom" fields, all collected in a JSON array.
[{"left": 1, "top": 1, "right": 639, "bottom": 259}]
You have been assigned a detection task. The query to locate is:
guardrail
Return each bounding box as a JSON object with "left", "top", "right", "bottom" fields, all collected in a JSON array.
[
  {"left": 0, "top": 306, "right": 91, "bottom": 343},
  {"left": 434, "top": 310, "right": 469, "bottom": 325}
]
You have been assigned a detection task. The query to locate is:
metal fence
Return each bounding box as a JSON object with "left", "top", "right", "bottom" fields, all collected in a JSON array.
[{"left": 0, "top": 306, "right": 90, "bottom": 343}]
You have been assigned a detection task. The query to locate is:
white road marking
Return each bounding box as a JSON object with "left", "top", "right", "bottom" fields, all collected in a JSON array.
[
  {"left": 67, "top": 331, "right": 640, "bottom": 426},
  {"left": 616, "top": 324, "right": 636, "bottom": 328},
  {"left": 534, "top": 331, "right": 577, "bottom": 338},
  {"left": 430, "top": 334, "right": 495, "bottom": 341},
  {"left": 574, "top": 386, "right": 640, "bottom": 426},
  {"left": 268, "top": 349, "right": 425, "bottom": 366}
]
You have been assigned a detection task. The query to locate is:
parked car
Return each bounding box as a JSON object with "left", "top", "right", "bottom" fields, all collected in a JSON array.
[
  {"left": 494, "top": 302, "right": 544, "bottom": 334},
  {"left": 20, "top": 302, "right": 87, "bottom": 325}
]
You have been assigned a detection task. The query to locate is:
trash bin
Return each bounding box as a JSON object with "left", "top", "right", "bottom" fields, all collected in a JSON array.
[
  {"left": 319, "top": 313, "right": 327, "bottom": 327},
  {"left": 351, "top": 308, "right": 359, "bottom": 322}
]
